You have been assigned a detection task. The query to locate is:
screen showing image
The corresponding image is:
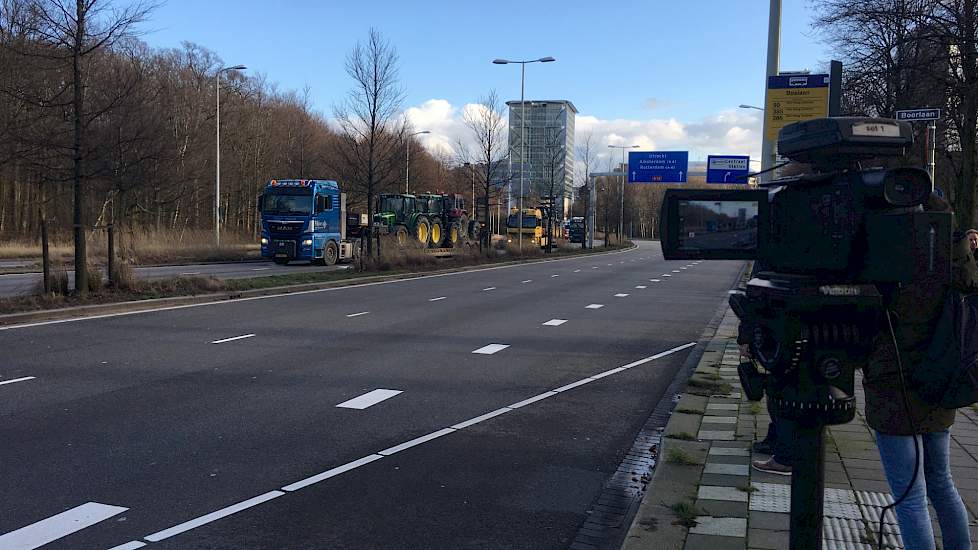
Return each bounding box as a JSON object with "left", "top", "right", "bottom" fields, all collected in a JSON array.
[{"left": 677, "top": 200, "right": 759, "bottom": 252}]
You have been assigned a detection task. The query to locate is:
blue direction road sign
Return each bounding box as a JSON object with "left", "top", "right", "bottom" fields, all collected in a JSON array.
[
  {"left": 706, "top": 155, "right": 751, "bottom": 184},
  {"left": 896, "top": 108, "right": 941, "bottom": 122},
  {"left": 628, "top": 151, "right": 688, "bottom": 183}
]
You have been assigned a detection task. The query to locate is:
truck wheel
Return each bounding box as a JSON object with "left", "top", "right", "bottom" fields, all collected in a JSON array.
[
  {"left": 430, "top": 218, "right": 443, "bottom": 248},
  {"left": 395, "top": 225, "right": 408, "bottom": 247},
  {"left": 324, "top": 241, "right": 338, "bottom": 266},
  {"left": 415, "top": 216, "right": 431, "bottom": 247},
  {"left": 447, "top": 222, "right": 461, "bottom": 248},
  {"left": 273, "top": 258, "right": 289, "bottom": 265}
]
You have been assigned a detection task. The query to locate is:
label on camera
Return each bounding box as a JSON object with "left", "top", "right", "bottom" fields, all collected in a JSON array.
[{"left": 851, "top": 122, "right": 901, "bottom": 137}]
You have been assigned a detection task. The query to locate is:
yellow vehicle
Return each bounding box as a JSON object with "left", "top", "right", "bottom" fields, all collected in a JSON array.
[{"left": 506, "top": 207, "right": 559, "bottom": 248}]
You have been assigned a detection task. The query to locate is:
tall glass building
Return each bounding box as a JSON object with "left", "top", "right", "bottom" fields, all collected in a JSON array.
[{"left": 505, "top": 100, "right": 577, "bottom": 219}]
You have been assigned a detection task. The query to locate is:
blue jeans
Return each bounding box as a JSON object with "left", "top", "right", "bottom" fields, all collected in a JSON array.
[{"left": 876, "top": 430, "right": 972, "bottom": 550}]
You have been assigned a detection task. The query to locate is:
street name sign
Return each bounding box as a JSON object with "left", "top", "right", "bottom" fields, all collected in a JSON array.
[
  {"left": 764, "top": 74, "right": 830, "bottom": 141},
  {"left": 706, "top": 155, "right": 751, "bottom": 184},
  {"left": 628, "top": 151, "right": 689, "bottom": 183},
  {"left": 896, "top": 108, "right": 941, "bottom": 122}
]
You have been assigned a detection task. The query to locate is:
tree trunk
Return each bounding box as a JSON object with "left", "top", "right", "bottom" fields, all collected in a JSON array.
[{"left": 72, "top": 0, "right": 88, "bottom": 294}]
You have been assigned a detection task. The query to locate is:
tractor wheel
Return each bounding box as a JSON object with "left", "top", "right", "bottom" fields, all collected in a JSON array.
[
  {"left": 430, "top": 218, "right": 443, "bottom": 248},
  {"left": 394, "top": 225, "right": 409, "bottom": 247},
  {"left": 324, "top": 241, "right": 339, "bottom": 266},
  {"left": 415, "top": 216, "right": 431, "bottom": 247},
  {"left": 447, "top": 222, "right": 461, "bottom": 248}
]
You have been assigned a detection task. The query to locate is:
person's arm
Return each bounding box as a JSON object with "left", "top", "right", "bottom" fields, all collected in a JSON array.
[{"left": 952, "top": 234, "right": 978, "bottom": 293}]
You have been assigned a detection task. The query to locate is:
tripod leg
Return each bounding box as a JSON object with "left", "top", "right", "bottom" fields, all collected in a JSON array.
[{"left": 789, "top": 423, "right": 825, "bottom": 550}]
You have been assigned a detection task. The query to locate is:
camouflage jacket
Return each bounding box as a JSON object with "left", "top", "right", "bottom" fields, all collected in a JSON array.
[{"left": 863, "top": 231, "right": 978, "bottom": 435}]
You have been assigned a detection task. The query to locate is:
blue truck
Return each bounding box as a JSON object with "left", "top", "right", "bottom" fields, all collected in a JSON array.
[{"left": 259, "top": 179, "right": 361, "bottom": 265}]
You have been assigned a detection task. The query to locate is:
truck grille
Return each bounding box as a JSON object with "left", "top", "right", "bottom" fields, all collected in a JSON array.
[{"left": 272, "top": 240, "right": 296, "bottom": 258}]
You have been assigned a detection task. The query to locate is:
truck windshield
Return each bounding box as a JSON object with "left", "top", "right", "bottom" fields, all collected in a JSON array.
[
  {"left": 507, "top": 214, "right": 539, "bottom": 229},
  {"left": 379, "top": 196, "right": 403, "bottom": 213},
  {"left": 263, "top": 188, "right": 312, "bottom": 215}
]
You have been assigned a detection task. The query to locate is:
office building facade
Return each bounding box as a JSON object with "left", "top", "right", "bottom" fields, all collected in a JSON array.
[{"left": 506, "top": 100, "right": 577, "bottom": 219}]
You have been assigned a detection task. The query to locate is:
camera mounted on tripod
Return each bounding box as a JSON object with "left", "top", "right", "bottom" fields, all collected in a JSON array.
[{"left": 660, "top": 117, "right": 953, "bottom": 427}]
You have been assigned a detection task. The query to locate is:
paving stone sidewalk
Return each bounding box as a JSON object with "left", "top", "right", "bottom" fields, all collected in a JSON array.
[{"left": 621, "top": 308, "right": 978, "bottom": 550}]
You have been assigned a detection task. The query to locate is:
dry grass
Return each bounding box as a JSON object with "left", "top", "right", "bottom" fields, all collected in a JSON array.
[{"left": 0, "top": 229, "right": 259, "bottom": 265}]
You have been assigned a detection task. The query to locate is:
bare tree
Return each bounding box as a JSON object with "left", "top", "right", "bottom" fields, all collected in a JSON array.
[
  {"left": 331, "top": 28, "right": 406, "bottom": 257},
  {"left": 460, "top": 90, "right": 510, "bottom": 252}
]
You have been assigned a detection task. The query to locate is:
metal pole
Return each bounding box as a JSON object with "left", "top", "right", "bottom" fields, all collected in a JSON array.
[
  {"left": 789, "top": 423, "right": 825, "bottom": 550},
  {"left": 588, "top": 174, "right": 595, "bottom": 249},
  {"left": 927, "top": 120, "right": 936, "bottom": 183},
  {"left": 760, "top": 0, "right": 781, "bottom": 182},
  {"left": 619, "top": 148, "right": 625, "bottom": 244},
  {"left": 519, "top": 62, "right": 525, "bottom": 254},
  {"left": 406, "top": 141, "right": 410, "bottom": 193},
  {"left": 107, "top": 224, "right": 115, "bottom": 287},
  {"left": 215, "top": 71, "right": 221, "bottom": 247}
]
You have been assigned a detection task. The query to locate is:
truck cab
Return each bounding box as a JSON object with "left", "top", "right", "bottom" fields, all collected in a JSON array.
[{"left": 260, "top": 179, "right": 356, "bottom": 265}]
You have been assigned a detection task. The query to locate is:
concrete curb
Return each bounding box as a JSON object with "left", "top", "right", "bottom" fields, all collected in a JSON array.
[{"left": 0, "top": 244, "right": 637, "bottom": 327}]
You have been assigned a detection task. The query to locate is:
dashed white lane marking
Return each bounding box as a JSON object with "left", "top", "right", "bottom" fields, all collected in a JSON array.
[
  {"left": 211, "top": 334, "right": 255, "bottom": 344},
  {"left": 108, "top": 541, "right": 146, "bottom": 550},
  {"left": 251, "top": 267, "right": 271, "bottom": 271},
  {"left": 144, "top": 491, "right": 284, "bottom": 542},
  {"left": 428, "top": 296, "right": 447, "bottom": 302},
  {"left": 551, "top": 274, "right": 559, "bottom": 278},
  {"left": 472, "top": 343, "right": 510, "bottom": 355},
  {"left": 573, "top": 269, "right": 581, "bottom": 273},
  {"left": 522, "top": 280, "right": 532, "bottom": 284},
  {"left": 650, "top": 279, "right": 661, "bottom": 282},
  {"left": 0, "top": 376, "right": 35, "bottom": 387},
  {"left": 483, "top": 287, "right": 496, "bottom": 291},
  {"left": 378, "top": 428, "right": 456, "bottom": 456},
  {"left": 585, "top": 304, "right": 604, "bottom": 309},
  {"left": 0, "top": 501, "right": 128, "bottom": 549},
  {"left": 179, "top": 272, "right": 201, "bottom": 276},
  {"left": 635, "top": 285, "right": 647, "bottom": 289},
  {"left": 607, "top": 263, "right": 613, "bottom": 266},
  {"left": 346, "top": 311, "right": 369, "bottom": 318},
  {"left": 680, "top": 267, "right": 687, "bottom": 270},
  {"left": 592, "top": 266, "right": 599, "bottom": 269},
  {"left": 336, "top": 389, "right": 403, "bottom": 410},
  {"left": 672, "top": 270, "right": 681, "bottom": 273},
  {"left": 114, "top": 342, "right": 697, "bottom": 548},
  {"left": 614, "top": 293, "right": 630, "bottom": 297},
  {"left": 282, "top": 454, "right": 384, "bottom": 492},
  {"left": 542, "top": 319, "right": 567, "bottom": 326},
  {"left": 662, "top": 274, "right": 672, "bottom": 277}
]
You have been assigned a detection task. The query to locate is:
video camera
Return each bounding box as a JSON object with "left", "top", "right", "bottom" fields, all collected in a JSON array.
[{"left": 660, "top": 117, "right": 953, "bottom": 426}]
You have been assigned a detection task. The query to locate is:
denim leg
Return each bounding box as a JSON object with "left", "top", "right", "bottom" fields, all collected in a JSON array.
[
  {"left": 876, "top": 432, "right": 935, "bottom": 550},
  {"left": 922, "top": 431, "right": 972, "bottom": 550},
  {"left": 772, "top": 417, "right": 795, "bottom": 467}
]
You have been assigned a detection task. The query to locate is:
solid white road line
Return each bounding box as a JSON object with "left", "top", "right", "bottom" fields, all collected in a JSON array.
[
  {"left": 378, "top": 428, "right": 456, "bottom": 456},
  {"left": 585, "top": 304, "right": 604, "bottom": 309},
  {"left": 521, "top": 279, "right": 532, "bottom": 284},
  {"left": 589, "top": 367, "right": 628, "bottom": 380},
  {"left": 428, "top": 296, "right": 447, "bottom": 302},
  {"left": 0, "top": 502, "right": 128, "bottom": 550},
  {"left": 346, "top": 311, "right": 369, "bottom": 317},
  {"left": 179, "top": 271, "right": 201, "bottom": 275},
  {"left": 620, "top": 342, "right": 697, "bottom": 369},
  {"left": 614, "top": 293, "right": 629, "bottom": 297},
  {"left": 553, "top": 378, "right": 595, "bottom": 392},
  {"left": 107, "top": 542, "right": 146, "bottom": 550},
  {"left": 542, "top": 319, "right": 567, "bottom": 326},
  {"left": 282, "top": 454, "right": 384, "bottom": 492},
  {"left": 451, "top": 407, "right": 511, "bottom": 429},
  {"left": 482, "top": 287, "right": 496, "bottom": 291},
  {"left": 635, "top": 285, "right": 647, "bottom": 289},
  {"left": 144, "top": 491, "right": 283, "bottom": 542},
  {"left": 0, "top": 376, "right": 35, "bottom": 386},
  {"left": 472, "top": 343, "right": 510, "bottom": 355},
  {"left": 336, "top": 389, "right": 403, "bottom": 410},
  {"left": 210, "top": 334, "right": 255, "bottom": 344},
  {"left": 508, "top": 391, "right": 559, "bottom": 409}
]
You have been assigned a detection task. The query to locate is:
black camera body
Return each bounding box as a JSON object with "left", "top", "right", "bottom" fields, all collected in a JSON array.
[{"left": 660, "top": 117, "right": 954, "bottom": 427}]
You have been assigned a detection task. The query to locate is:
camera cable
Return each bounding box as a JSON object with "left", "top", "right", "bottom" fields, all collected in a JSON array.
[{"left": 877, "top": 309, "right": 921, "bottom": 550}]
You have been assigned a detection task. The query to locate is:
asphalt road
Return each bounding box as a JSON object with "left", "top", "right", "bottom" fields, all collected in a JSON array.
[
  {"left": 0, "top": 241, "right": 745, "bottom": 550},
  {"left": 0, "top": 261, "right": 347, "bottom": 297}
]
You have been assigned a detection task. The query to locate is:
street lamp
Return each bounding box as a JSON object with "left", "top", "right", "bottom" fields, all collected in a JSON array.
[
  {"left": 215, "top": 64, "right": 246, "bottom": 247},
  {"left": 492, "top": 56, "right": 555, "bottom": 253},
  {"left": 738, "top": 104, "right": 765, "bottom": 111},
  {"left": 608, "top": 144, "right": 639, "bottom": 245},
  {"left": 405, "top": 130, "right": 431, "bottom": 193}
]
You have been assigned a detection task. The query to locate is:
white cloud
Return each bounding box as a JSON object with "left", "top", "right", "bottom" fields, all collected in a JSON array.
[{"left": 401, "top": 99, "right": 762, "bottom": 179}]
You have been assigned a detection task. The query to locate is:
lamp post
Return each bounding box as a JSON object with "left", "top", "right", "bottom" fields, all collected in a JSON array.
[
  {"left": 215, "top": 64, "right": 246, "bottom": 247},
  {"left": 492, "top": 56, "right": 555, "bottom": 253},
  {"left": 608, "top": 144, "right": 638, "bottom": 245},
  {"left": 405, "top": 130, "right": 431, "bottom": 193},
  {"left": 738, "top": 104, "right": 764, "bottom": 112}
]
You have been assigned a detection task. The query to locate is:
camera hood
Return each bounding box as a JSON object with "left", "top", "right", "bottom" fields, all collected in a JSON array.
[{"left": 778, "top": 117, "right": 912, "bottom": 167}]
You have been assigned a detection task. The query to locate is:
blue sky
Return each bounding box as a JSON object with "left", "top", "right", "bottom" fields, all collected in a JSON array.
[{"left": 137, "top": 0, "right": 832, "bottom": 165}]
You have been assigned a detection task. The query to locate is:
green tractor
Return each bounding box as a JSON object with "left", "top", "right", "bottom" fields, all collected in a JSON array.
[
  {"left": 374, "top": 193, "right": 433, "bottom": 247},
  {"left": 415, "top": 193, "right": 475, "bottom": 248}
]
